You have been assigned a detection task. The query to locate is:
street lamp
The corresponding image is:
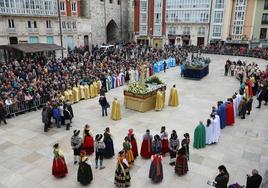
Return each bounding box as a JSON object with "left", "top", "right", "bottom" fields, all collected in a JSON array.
[{"left": 57, "top": 0, "right": 64, "bottom": 58}]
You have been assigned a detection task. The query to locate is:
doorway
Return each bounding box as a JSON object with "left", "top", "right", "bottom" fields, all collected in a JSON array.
[{"left": 9, "top": 37, "right": 18, "bottom": 44}]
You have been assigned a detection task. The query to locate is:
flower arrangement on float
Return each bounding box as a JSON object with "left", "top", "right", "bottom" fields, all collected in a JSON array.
[
  {"left": 125, "top": 76, "right": 166, "bottom": 96},
  {"left": 184, "top": 57, "right": 211, "bottom": 70}
]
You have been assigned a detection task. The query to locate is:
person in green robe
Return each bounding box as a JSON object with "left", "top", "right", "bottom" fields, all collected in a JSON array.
[{"left": 193, "top": 121, "right": 206, "bottom": 149}]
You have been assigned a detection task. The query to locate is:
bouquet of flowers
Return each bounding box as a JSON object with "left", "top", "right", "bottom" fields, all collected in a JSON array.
[
  {"left": 127, "top": 82, "right": 149, "bottom": 95},
  {"left": 145, "top": 76, "right": 165, "bottom": 85}
]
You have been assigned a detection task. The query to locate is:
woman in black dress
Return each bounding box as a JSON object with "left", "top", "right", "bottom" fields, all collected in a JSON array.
[
  {"left": 77, "top": 150, "right": 93, "bottom": 185},
  {"left": 103, "top": 127, "right": 115, "bottom": 158}
]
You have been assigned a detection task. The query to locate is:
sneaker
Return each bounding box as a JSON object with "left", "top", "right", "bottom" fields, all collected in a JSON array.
[
  {"left": 256, "top": 106, "right": 261, "bottom": 109},
  {"left": 100, "top": 166, "right": 105, "bottom": 170},
  {"left": 95, "top": 166, "right": 98, "bottom": 169}
]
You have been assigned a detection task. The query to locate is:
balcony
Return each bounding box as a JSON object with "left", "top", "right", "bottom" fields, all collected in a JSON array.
[
  {"left": 0, "top": 7, "right": 58, "bottom": 17},
  {"left": 6, "top": 28, "right": 16, "bottom": 33},
  {"left": 28, "top": 28, "right": 39, "bottom": 34},
  {"left": 46, "top": 28, "right": 53, "bottom": 34}
]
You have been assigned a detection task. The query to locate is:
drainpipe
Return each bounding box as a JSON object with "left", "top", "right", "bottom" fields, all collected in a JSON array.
[{"left": 207, "top": 0, "right": 213, "bottom": 46}]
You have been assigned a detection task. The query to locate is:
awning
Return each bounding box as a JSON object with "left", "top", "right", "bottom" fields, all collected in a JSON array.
[{"left": 4, "top": 43, "right": 64, "bottom": 53}]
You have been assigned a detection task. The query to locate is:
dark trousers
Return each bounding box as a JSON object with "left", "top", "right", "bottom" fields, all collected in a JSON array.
[
  {"left": 44, "top": 123, "right": 49, "bottom": 132},
  {"left": 0, "top": 117, "right": 7, "bottom": 124},
  {"left": 101, "top": 107, "right": 107, "bottom": 116},
  {"left": 95, "top": 152, "right": 104, "bottom": 161},
  {"left": 257, "top": 100, "right": 262, "bottom": 108}
]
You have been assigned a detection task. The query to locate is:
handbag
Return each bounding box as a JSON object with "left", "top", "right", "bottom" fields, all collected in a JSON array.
[{"left": 106, "top": 102, "right": 110, "bottom": 108}]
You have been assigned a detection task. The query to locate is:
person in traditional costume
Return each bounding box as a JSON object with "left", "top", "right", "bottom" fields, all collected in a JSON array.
[
  {"left": 152, "top": 135, "right": 162, "bottom": 154},
  {"left": 217, "top": 101, "right": 226, "bottom": 129},
  {"left": 168, "top": 130, "right": 180, "bottom": 166},
  {"left": 84, "top": 83, "right": 90, "bottom": 99},
  {"left": 160, "top": 126, "right": 169, "bottom": 155},
  {"left": 246, "top": 97, "right": 253, "bottom": 115},
  {"left": 140, "top": 129, "right": 153, "bottom": 159},
  {"left": 111, "top": 97, "right": 121, "bottom": 120},
  {"left": 168, "top": 85, "right": 179, "bottom": 107},
  {"left": 103, "top": 127, "right": 115, "bottom": 159},
  {"left": 174, "top": 147, "right": 188, "bottom": 176},
  {"left": 93, "top": 81, "right": 98, "bottom": 96},
  {"left": 128, "top": 129, "right": 138, "bottom": 159},
  {"left": 89, "top": 83, "right": 96, "bottom": 98},
  {"left": 155, "top": 90, "right": 164, "bottom": 111},
  {"left": 181, "top": 133, "right": 190, "bottom": 160},
  {"left": 125, "top": 70, "right": 130, "bottom": 84},
  {"left": 238, "top": 97, "right": 247, "bottom": 119},
  {"left": 94, "top": 134, "right": 106, "bottom": 169},
  {"left": 79, "top": 84, "right": 85, "bottom": 100},
  {"left": 226, "top": 99, "right": 235, "bottom": 126},
  {"left": 213, "top": 113, "right": 221, "bottom": 143},
  {"left": 71, "top": 130, "right": 82, "bottom": 164},
  {"left": 77, "top": 150, "right": 93, "bottom": 185},
  {"left": 123, "top": 136, "right": 134, "bottom": 165},
  {"left": 149, "top": 152, "right": 163, "bottom": 183},
  {"left": 114, "top": 150, "right": 131, "bottom": 187},
  {"left": 193, "top": 121, "right": 206, "bottom": 149},
  {"left": 83, "top": 124, "right": 94, "bottom": 155},
  {"left": 205, "top": 119, "right": 213, "bottom": 145},
  {"left": 52, "top": 143, "right": 68, "bottom": 177}
]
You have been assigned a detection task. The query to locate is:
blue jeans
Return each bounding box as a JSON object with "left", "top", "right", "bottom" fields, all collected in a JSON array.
[
  {"left": 55, "top": 118, "right": 61, "bottom": 128},
  {"left": 101, "top": 106, "right": 107, "bottom": 116}
]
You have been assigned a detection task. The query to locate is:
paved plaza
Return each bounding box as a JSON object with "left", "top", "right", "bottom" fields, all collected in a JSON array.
[{"left": 0, "top": 54, "right": 267, "bottom": 188}]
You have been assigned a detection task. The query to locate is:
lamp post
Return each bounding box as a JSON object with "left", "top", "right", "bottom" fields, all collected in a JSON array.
[{"left": 57, "top": 0, "right": 64, "bottom": 58}]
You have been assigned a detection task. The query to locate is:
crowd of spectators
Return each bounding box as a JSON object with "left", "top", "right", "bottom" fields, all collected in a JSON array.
[
  {"left": 0, "top": 43, "right": 186, "bottom": 118},
  {"left": 189, "top": 45, "right": 268, "bottom": 60}
]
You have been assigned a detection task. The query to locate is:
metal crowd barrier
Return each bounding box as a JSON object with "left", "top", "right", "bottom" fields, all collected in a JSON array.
[{"left": 5, "top": 97, "right": 48, "bottom": 117}]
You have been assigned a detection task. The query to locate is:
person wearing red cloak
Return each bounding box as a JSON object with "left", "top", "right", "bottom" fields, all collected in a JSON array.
[
  {"left": 226, "top": 99, "right": 235, "bottom": 126},
  {"left": 128, "top": 129, "right": 138, "bottom": 159},
  {"left": 140, "top": 129, "right": 153, "bottom": 159}
]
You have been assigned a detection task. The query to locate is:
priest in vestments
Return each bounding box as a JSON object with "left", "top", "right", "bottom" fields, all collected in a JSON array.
[
  {"left": 217, "top": 101, "right": 226, "bottom": 129},
  {"left": 72, "top": 86, "right": 80, "bottom": 103},
  {"left": 111, "top": 98, "right": 121, "bottom": 121},
  {"left": 89, "top": 83, "right": 96, "bottom": 98},
  {"left": 168, "top": 85, "right": 179, "bottom": 107},
  {"left": 193, "top": 121, "right": 206, "bottom": 149},
  {"left": 155, "top": 90, "right": 164, "bottom": 111},
  {"left": 226, "top": 99, "right": 235, "bottom": 126},
  {"left": 205, "top": 119, "right": 213, "bottom": 145},
  {"left": 84, "top": 84, "right": 90, "bottom": 99}
]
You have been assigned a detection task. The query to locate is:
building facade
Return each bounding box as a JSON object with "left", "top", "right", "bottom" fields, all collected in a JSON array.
[
  {"left": 0, "top": 0, "right": 59, "bottom": 45},
  {"left": 0, "top": 0, "right": 129, "bottom": 56},
  {"left": 165, "top": 0, "right": 212, "bottom": 47},
  {"left": 252, "top": 0, "right": 268, "bottom": 47},
  {"left": 133, "top": 0, "right": 166, "bottom": 48},
  {"left": 209, "top": 0, "right": 232, "bottom": 44}
]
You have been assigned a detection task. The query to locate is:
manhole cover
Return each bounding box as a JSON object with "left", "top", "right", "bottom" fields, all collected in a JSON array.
[{"left": 245, "top": 130, "right": 258, "bottom": 138}]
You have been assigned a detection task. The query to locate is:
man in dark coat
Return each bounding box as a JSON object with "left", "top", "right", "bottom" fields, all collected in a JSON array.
[
  {"left": 0, "top": 102, "right": 7, "bottom": 125},
  {"left": 256, "top": 87, "right": 266, "bottom": 108},
  {"left": 246, "top": 169, "right": 262, "bottom": 188},
  {"left": 163, "top": 61, "right": 167, "bottom": 72},
  {"left": 42, "top": 107, "right": 49, "bottom": 132}
]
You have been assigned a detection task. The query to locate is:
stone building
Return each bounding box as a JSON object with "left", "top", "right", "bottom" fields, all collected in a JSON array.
[{"left": 81, "top": 0, "right": 129, "bottom": 45}]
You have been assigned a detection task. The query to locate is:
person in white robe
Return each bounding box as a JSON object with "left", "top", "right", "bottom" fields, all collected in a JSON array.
[
  {"left": 205, "top": 119, "right": 213, "bottom": 145},
  {"left": 214, "top": 114, "right": 221, "bottom": 143}
]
